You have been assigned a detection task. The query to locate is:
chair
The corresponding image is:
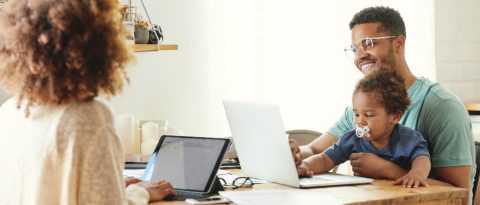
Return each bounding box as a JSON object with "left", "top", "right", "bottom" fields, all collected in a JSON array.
[
  {"left": 286, "top": 129, "right": 347, "bottom": 174},
  {"left": 473, "top": 141, "right": 480, "bottom": 203},
  {"left": 286, "top": 129, "right": 322, "bottom": 146},
  {"left": 286, "top": 129, "right": 341, "bottom": 173}
]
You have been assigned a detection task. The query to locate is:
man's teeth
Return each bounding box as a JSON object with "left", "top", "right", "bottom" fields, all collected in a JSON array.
[{"left": 361, "top": 63, "right": 373, "bottom": 72}]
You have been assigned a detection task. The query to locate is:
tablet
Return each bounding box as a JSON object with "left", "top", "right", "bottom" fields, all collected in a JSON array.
[{"left": 142, "top": 135, "right": 230, "bottom": 197}]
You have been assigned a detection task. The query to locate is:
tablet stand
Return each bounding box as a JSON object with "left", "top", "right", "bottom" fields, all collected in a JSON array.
[{"left": 208, "top": 177, "right": 224, "bottom": 195}]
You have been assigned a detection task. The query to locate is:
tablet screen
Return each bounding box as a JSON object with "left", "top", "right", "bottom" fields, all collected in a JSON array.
[{"left": 143, "top": 136, "right": 229, "bottom": 192}]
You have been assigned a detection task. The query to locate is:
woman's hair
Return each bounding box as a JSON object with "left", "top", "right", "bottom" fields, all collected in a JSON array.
[
  {"left": 0, "top": 0, "right": 133, "bottom": 112},
  {"left": 354, "top": 69, "right": 410, "bottom": 114}
]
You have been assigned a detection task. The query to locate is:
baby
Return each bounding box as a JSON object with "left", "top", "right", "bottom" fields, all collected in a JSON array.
[{"left": 297, "top": 69, "right": 431, "bottom": 188}]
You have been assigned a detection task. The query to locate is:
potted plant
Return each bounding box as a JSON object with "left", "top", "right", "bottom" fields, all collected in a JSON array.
[{"left": 134, "top": 15, "right": 149, "bottom": 44}]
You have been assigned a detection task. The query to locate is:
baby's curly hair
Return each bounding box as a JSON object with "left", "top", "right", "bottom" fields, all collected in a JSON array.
[
  {"left": 354, "top": 69, "right": 410, "bottom": 114},
  {"left": 0, "top": 0, "right": 133, "bottom": 113}
]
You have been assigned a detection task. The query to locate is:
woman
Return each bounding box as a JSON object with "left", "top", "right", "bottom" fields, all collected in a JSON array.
[{"left": 0, "top": 0, "right": 175, "bottom": 204}]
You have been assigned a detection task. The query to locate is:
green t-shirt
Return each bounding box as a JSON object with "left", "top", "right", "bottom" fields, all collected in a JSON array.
[{"left": 328, "top": 77, "right": 475, "bottom": 204}]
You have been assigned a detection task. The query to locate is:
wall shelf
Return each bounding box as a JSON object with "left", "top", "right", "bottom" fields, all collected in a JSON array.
[
  {"left": 465, "top": 103, "right": 480, "bottom": 115},
  {"left": 132, "top": 44, "right": 178, "bottom": 52}
]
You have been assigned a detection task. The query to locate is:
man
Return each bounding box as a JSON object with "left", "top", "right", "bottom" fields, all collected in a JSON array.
[{"left": 290, "top": 6, "right": 475, "bottom": 205}]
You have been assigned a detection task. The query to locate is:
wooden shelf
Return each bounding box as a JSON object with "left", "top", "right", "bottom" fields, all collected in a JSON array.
[
  {"left": 465, "top": 103, "right": 480, "bottom": 113},
  {"left": 132, "top": 44, "right": 178, "bottom": 52}
]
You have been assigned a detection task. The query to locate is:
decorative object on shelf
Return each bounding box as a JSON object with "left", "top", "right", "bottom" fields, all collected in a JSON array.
[
  {"left": 134, "top": 28, "right": 149, "bottom": 44},
  {"left": 124, "top": 0, "right": 174, "bottom": 52},
  {"left": 121, "top": 4, "right": 136, "bottom": 21},
  {"left": 133, "top": 15, "right": 149, "bottom": 43},
  {"left": 121, "top": 4, "right": 136, "bottom": 44},
  {"left": 138, "top": 0, "right": 163, "bottom": 45},
  {"left": 148, "top": 24, "right": 163, "bottom": 44},
  {"left": 124, "top": 21, "right": 135, "bottom": 44}
]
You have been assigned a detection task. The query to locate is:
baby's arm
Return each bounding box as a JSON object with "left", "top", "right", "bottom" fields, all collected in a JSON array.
[
  {"left": 297, "top": 153, "right": 336, "bottom": 177},
  {"left": 393, "top": 155, "right": 431, "bottom": 188}
]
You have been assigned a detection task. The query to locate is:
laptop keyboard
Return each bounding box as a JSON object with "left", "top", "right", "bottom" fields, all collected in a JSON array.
[
  {"left": 300, "top": 176, "right": 331, "bottom": 183},
  {"left": 173, "top": 190, "right": 207, "bottom": 200}
]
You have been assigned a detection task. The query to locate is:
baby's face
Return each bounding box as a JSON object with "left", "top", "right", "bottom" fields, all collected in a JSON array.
[{"left": 352, "top": 90, "right": 398, "bottom": 144}]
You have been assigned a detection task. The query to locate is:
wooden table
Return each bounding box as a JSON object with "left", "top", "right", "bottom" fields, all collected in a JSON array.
[{"left": 149, "top": 170, "right": 467, "bottom": 205}]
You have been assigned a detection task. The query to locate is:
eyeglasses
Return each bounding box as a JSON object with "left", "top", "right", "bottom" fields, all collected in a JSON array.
[
  {"left": 219, "top": 176, "right": 253, "bottom": 189},
  {"left": 343, "top": 36, "right": 398, "bottom": 58}
]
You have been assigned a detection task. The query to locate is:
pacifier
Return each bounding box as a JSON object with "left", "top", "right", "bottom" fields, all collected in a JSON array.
[{"left": 355, "top": 124, "right": 370, "bottom": 138}]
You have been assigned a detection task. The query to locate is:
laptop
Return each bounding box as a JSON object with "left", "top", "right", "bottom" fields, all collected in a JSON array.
[
  {"left": 223, "top": 100, "right": 373, "bottom": 188},
  {"left": 142, "top": 135, "right": 230, "bottom": 198}
]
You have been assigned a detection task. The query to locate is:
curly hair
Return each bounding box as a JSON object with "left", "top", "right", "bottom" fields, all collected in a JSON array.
[
  {"left": 354, "top": 69, "right": 410, "bottom": 114},
  {"left": 349, "top": 6, "right": 406, "bottom": 38},
  {"left": 0, "top": 0, "right": 133, "bottom": 114}
]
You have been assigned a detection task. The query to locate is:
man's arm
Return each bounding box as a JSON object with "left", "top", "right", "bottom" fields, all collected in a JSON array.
[
  {"left": 294, "top": 106, "right": 355, "bottom": 162},
  {"left": 290, "top": 132, "right": 338, "bottom": 165},
  {"left": 435, "top": 166, "right": 471, "bottom": 205},
  {"left": 302, "top": 133, "right": 338, "bottom": 158},
  {"left": 434, "top": 166, "right": 471, "bottom": 189}
]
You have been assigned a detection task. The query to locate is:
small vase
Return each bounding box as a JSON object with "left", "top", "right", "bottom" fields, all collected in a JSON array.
[
  {"left": 134, "top": 27, "right": 149, "bottom": 44},
  {"left": 123, "top": 21, "right": 135, "bottom": 45}
]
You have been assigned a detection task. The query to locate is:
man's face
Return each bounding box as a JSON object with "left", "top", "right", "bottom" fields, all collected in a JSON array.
[{"left": 351, "top": 23, "right": 397, "bottom": 76}]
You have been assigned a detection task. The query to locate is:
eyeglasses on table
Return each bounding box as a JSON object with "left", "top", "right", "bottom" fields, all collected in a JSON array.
[{"left": 218, "top": 175, "right": 254, "bottom": 189}]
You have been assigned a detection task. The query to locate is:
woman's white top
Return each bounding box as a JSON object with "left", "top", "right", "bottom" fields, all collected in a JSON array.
[{"left": 0, "top": 98, "right": 149, "bottom": 205}]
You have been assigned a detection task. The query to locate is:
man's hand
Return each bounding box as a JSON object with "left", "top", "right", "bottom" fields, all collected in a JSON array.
[
  {"left": 349, "top": 152, "right": 407, "bottom": 179},
  {"left": 289, "top": 139, "right": 303, "bottom": 165},
  {"left": 143, "top": 180, "right": 176, "bottom": 202},
  {"left": 393, "top": 171, "right": 429, "bottom": 188}
]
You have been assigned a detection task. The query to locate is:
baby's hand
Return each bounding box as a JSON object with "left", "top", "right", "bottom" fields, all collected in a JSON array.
[
  {"left": 393, "top": 171, "right": 429, "bottom": 188},
  {"left": 296, "top": 163, "right": 314, "bottom": 177}
]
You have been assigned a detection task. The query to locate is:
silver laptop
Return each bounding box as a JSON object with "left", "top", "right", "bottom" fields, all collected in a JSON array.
[{"left": 223, "top": 100, "right": 373, "bottom": 188}]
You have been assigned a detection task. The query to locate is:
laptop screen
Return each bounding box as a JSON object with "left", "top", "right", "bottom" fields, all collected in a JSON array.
[{"left": 142, "top": 135, "right": 230, "bottom": 192}]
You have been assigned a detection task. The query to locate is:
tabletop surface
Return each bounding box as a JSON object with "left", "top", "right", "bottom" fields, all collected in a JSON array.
[{"left": 149, "top": 169, "right": 468, "bottom": 205}]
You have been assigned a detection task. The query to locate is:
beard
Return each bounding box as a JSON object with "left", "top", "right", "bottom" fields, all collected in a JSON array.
[{"left": 377, "top": 44, "right": 398, "bottom": 73}]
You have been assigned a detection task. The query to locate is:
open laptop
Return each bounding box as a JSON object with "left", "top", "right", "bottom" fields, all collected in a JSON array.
[
  {"left": 223, "top": 100, "right": 373, "bottom": 188},
  {"left": 142, "top": 135, "right": 230, "bottom": 198}
]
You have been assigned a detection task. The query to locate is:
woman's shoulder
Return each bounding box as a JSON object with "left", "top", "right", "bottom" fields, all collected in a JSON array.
[
  {"left": 58, "top": 100, "right": 115, "bottom": 135},
  {"left": 55, "top": 100, "right": 118, "bottom": 149},
  {"left": 65, "top": 100, "right": 114, "bottom": 120}
]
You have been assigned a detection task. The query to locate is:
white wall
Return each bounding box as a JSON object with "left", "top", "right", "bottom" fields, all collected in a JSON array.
[
  {"left": 0, "top": 87, "right": 9, "bottom": 103},
  {"left": 109, "top": 0, "right": 438, "bottom": 137},
  {"left": 110, "top": 0, "right": 216, "bottom": 136},
  {"left": 435, "top": 0, "right": 480, "bottom": 103}
]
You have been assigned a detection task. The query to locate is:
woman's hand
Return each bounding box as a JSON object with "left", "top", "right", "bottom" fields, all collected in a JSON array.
[
  {"left": 125, "top": 176, "right": 142, "bottom": 187},
  {"left": 144, "top": 180, "right": 176, "bottom": 202}
]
